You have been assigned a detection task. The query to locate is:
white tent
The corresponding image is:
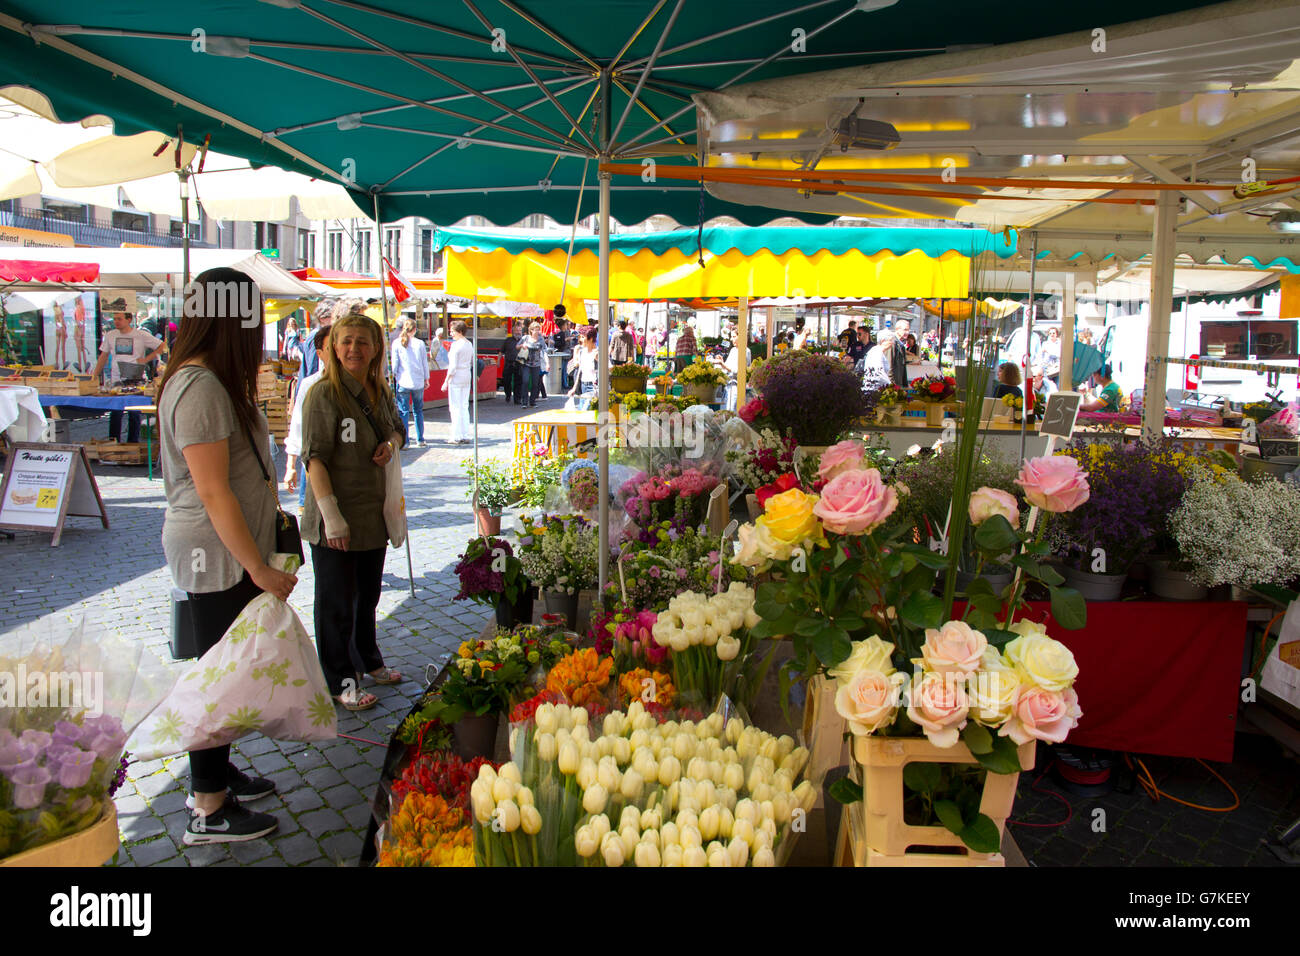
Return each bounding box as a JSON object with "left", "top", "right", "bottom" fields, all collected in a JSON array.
[{"left": 0, "top": 246, "right": 319, "bottom": 297}]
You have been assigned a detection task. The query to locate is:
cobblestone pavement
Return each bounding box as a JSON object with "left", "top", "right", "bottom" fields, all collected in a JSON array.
[
  {"left": 1, "top": 391, "right": 563, "bottom": 867},
  {"left": 4, "top": 392, "right": 1299, "bottom": 867}
]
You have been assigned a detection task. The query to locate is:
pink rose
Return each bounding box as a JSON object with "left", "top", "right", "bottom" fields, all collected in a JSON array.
[
  {"left": 906, "top": 671, "right": 969, "bottom": 748},
  {"left": 812, "top": 468, "right": 898, "bottom": 535},
  {"left": 818, "top": 440, "right": 866, "bottom": 482},
  {"left": 1015, "top": 456, "right": 1090, "bottom": 513},
  {"left": 921, "top": 620, "right": 988, "bottom": 676},
  {"left": 1000, "top": 686, "right": 1082, "bottom": 745},
  {"left": 968, "top": 487, "right": 1019, "bottom": 528},
  {"left": 834, "top": 670, "right": 904, "bottom": 736}
]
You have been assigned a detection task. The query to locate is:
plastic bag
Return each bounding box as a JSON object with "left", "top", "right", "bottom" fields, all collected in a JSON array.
[
  {"left": 1259, "top": 400, "right": 1299, "bottom": 439},
  {"left": 0, "top": 619, "right": 173, "bottom": 860},
  {"left": 131, "top": 554, "right": 338, "bottom": 761}
]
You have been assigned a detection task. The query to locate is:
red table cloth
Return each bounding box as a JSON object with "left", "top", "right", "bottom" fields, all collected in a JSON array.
[{"left": 1011, "top": 601, "right": 1248, "bottom": 762}]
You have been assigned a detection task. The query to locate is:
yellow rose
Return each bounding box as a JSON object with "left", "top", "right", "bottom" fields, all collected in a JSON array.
[
  {"left": 828, "top": 636, "right": 897, "bottom": 683},
  {"left": 967, "top": 667, "right": 1019, "bottom": 727},
  {"left": 1004, "top": 630, "right": 1078, "bottom": 693},
  {"left": 757, "top": 488, "right": 825, "bottom": 551}
]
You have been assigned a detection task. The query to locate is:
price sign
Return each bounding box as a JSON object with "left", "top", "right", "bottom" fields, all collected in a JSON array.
[
  {"left": 0, "top": 443, "right": 109, "bottom": 545},
  {"left": 1039, "top": 391, "right": 1082, "bottom": 441}
]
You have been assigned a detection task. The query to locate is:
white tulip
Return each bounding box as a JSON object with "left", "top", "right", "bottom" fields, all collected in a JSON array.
[
  {"left": 677, "top": 808, "right": 699, "bottom": 829},
  {"left": 620, "top": 806, "right": 641, "bottom": 832},
  {"left": 612, "top": 737, "right": 631, "bottom": 765},
  {"left": 794, "top": 780, "right": 817, "bottom": 813},
  {"left": 651, "top": 620, "right": 672, "bottom": 646},
  {"left": 536, "top": 732, "right": 558, "bottom": 763},
  {"left": 597, "top": 760, "right": 621, "bottom": 793},
  {"left": 701, "top": 625, "right": 719, "bottom": 647},
  {"left": 753, "top": 827, "right": 773, "bottom": 851},
  {"left": 590, "top": 813, "right": 611, "bottom": 839},
  {"left": 618, "top": 826, "right": 639, "bottom": 860},
  {"left": 707, "top": 847, "right": 730, "bottom": 868},
  {"left": 640, "top": 808, "right": 662, "bottom": 831},
  {"left": 571, "top": 706, "right": 588, "bottom": 727},
  {"left": 638, "top": 828, "right": 660, "bottom": 850},
  {"left": 629, "top": 728, "right": 649, "bottom": 753},
  {"left": 743, "top": 608, "right": 760, "bottom": 629},
  {"left": 554, "top": 703, "right": 572, "bottom": 728},
  {"left": 718, "top": 806, "right": 735, "bottom": 839},
  {"left": 773, "top": 768, "right": 794, "bottom": 793},
  {"left": 570, "top": 723, "right": 590, "bottom": 745},
  {"left": 577, "top": 758, "right": 598, "bottom": 791},
  {"left": 722, "top": 763, "right": 745, "bottom": 792},
  {"left": 601, "top": 832, "right": 625, "bottom": 868},
  {"left": 686, "top": 757, "right": 709, "bottom": 781},
  {"left": 679, "top": 825, "right": 702, "bottom": 850},
  {"left": 520, "top": 804, "right": 542, "bottom": 835},
  {"left": 772, "top": 793, "right": 793, "bottom": 824},
  {"left": 706, "top": 840, "right": 725, "bottom": 858},
  {"left": 574, "top": 825, "right": 599, "bottom": 858},
  {"left": 582, "top": 784, "right": 608, "bottom": 815},
  {"left": 732, "top": 818, "right": 755, "bottom": 847},
  {"left": 657, "top": 754, "right": 682, "bottom": 787},
  {"left": 492, "top": 776, "right": 516, "bottom": 804},
  {"left": 752, "top": 846, "right": 776, "bottom": 867},
  {"left": 660, "top": 821, "right": 680, "bottom": 846},
  {"left": 751, "top": 782, "right": 773, "bottom": 804},
  {"left": 725, "top": 717, "right": 745, "bottom": 745},
  {"left": 627, "top": 700, "right": 645, "bottom": 721},
  {"left": 471, "top": 787, "right": 494, "bottom": 825},
  {"left": 592, "top": 735, "right": 611, "bottom": 759},
  {"left": 535, "top": 704, "right": 557, "bottom": 734},
  {"left": 681, "top": 609, "right": 706, "bottom": 632},
  {"left": 759, "top": 800, "right": 775, "bottom": 822},
  {"left": 633, "top": 712, "right": 657, "bottom": 732},
  {"left": 477, "top": 764, "right": 497, "bottom": 783},
  {"left": 495, "top": 799, "right": 521, "bottom": 833},
  {"left": 761, "top": 818, "right": 778, "bottom": 842},
  {"left": 682, "top": 846, "right": 708, "bottom": 867},
  {"left": 698, "top": 805, "right": 721, "bottom": 841},
  {"left": 509, "top": 727, "right": 519, "bottom": 756},
  {"left": 734, "top": 798, "right": 759, "bottom": 825},
  {"left": 728, "top": 836, "right": 750, "bottom": 867},
  {"left": 776, "top": 735, "right": 796, "bottom": 760},
  {"left": 695, "top": 780, "right": 718, "bottom": 808},
  {"left": 737, "top": 730, "right": 760, "bottom": 761},
  {"left": 716, "top": 786, "right": 738, "bottom": 811},
  {"left": 746, "top": 767, "right": 767, "bottom": 794},
  {"left": 648, "top": 735, "right": 665, "bottom": 758},
  {"left": 516, "top": 787, "right": 535, "bottom": 807},
  {"left": 782, "top": 747, "right": 810, "bottom": 776},
  {"left": 634, "top": 841, "right": 662, "bottom": 868},
  {"left": 632, "top": 749, "right": 657, "bottom": 780},
  {"left": 758, "top": 738, "right": 780, "bottom": 762},
  {"left": 716, "top": 635, "right": 740, "bottom": 661},
  {"left": 557, "top": 741, "right": 580, "bottom": 775},
  {"left": 620, "top": 769, "right": 645, "bottom": 801},
  {"left": 710, "top": 761, "right": 725, "bottom": 786},
  {"left": 602, "top": 712, "right": 623, "bottom": 737},
  {"left": 662, "top": 843, "right": 685, "bottom": 867}
]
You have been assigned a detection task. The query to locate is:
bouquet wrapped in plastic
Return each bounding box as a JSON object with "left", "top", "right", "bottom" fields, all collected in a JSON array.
[{"left": 0, "top": 621, "right": 172, "bottom": 860}]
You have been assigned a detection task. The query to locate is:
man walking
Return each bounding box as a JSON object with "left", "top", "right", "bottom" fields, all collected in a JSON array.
[
  {"left": 889, "top": 319, "right": 911, "bottom": 388},
  {"left": 674, "top": 319, "right": 697, "bottom": 372},
  {"left": 611, "top": 319, "right": 636, "bottom": 366},
  {"left": 501, "top": 324, "right": 520, "bottom": 404}
]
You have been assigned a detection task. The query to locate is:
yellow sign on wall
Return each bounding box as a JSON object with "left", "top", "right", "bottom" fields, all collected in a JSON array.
[{"left": 0, "top": 225, "right": 74, "bottom": 248}]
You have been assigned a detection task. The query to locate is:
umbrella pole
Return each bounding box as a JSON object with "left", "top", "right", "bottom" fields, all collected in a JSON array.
[
  {"left": 180, "top": 169, "right": 191, "bottom": 289},
  {"left": 598, "top": 167, "right": 611, "bottom": 595},
  {"left": 473, "top": 293, "right": 480, "bottom": 507},
  {"left": 1020, "top": 231, "right": 1037, "bottom": 464}
]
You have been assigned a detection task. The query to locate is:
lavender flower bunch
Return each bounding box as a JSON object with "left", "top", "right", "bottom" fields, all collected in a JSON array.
[{"left": 753, "top": 351, "right": 875, "bottom": 446}]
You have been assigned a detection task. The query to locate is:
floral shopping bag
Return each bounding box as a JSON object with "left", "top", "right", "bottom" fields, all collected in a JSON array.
[{"left": 131, "top": 555, "right": 337, "bottom": 761}]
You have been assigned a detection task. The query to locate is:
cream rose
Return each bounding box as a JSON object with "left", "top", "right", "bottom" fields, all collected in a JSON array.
[
  {"left": 1000, "top": 686, "right": 1082, "bottom": 745},
  {"left": 1004, "top": 630, "right": 1078, "bottom": 692},
  {"left": 921, "top": 620, "right": 988, "bottom": 676},
  {"left": 905, "top": 671, "right": 969, "bottom": 748},
  {"left": 968, "top": 486, "right": 1020, "bottom": 528},
  {"left": 828, "top": 635, "right": 897, "bottom": 683},
  {"left": 835, "top": 669, "right": 906, "bottom": 736},
  {"left": 966, "top": 667, "right": 1020, "bottom": 727}
]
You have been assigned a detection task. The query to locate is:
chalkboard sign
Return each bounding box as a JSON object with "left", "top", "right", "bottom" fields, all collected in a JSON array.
[
  {"left": 0, "top": 443, "right": 109, "bottom": 545},
  {"left": 1039, "top": 391, "right": 1082, "bottom": 440}
]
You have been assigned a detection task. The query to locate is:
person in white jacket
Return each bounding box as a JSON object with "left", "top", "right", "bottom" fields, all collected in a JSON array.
[
  {"left": 446, "top": 320, "right": 475, "bottom": 444},
  {"left": 390, "top": 319, "right": 430, "bottom": 447},
  {"left": 283, "top": 326, "right": 331, "bottom": 509}
]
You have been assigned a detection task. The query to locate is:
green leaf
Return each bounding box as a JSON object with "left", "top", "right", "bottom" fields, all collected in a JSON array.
[
  {"left": 811, "top": 629, "right": 834, "bottom": 669},
  {"left": 827, "top": 625, "right": 853, "bottom": 667},
  {"left": 795, "top": 617, "right": 825, "bottom": 637},
  {"left": 828, "top": 778, "right": 863, "bottom": 805},
  {"left": 903, "top": 761, "right": 942, "bottom": 794},
  {"left": 959, "top": 814, "right": 1003, "bottom": 854},
  {"left": 971, "top": 734, "right": 1025, "bottom": 775},
  {"left": 1024, "top": 540, "right": 1052, "bottom": 556},
  {"left": 882, "top": 552, "right": 905, "bottom": 578},
  {"left": 965, "top": 607, "right": 998, "bottom": 632},
  {"left": 1049, "top": 585, "right": 1087, "bottom": 630},
  {"left": 962, "top": 722, "right": 994, "bottom": 755},
  {"left": 934, "top": 799, "right": 965, "bottom": 835},
  {"left": 900, "top": 591, "right": 944, "bottom": 630},
  {"left": 984, "top": 627, "right": 1019, "bottom": 650},
  {"left": 973, "top": 515, "right": 1019, "bottom": 554},
  {"left": 970, "top": 591, "right": 1003, "bottom": 615},
  {"left": 902, "top": 561, "right": 937, "bottom": 595},
  {"left": 1013, "top": 554, "right": 1064, "bottom": 587},
  {"left": 904, "top": 546, "right": 951, "bottom": 570}
]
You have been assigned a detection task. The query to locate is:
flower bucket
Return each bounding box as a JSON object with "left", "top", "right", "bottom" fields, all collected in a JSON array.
[
  {"left": 1063, "top": 565, "right": 1127, "bottom": 601},
  {"left": 475, "top": 508, "right": 502, "bottom": 536},
  {"left": 879, "top": 407, "right": 902, "bottom": 426},
  {"left": 611, "top": 375, "right": 645, "bottom": 395},
  {"left": 925, "top": 403, "right": 947, "bottom": 427},
  {"left": 1147, "top": 559, "right": 1209, "bottom": 601},
  {"left": 0, "top": 803, "right": 118, "bottom": 867},
  {"left": 845, "top": 736, "right": 1034, "bottom": 867},
  {"left": 542, "top": 589, "right": 580, "bottom": 629},
  {"left": 494, "top": 586, "right": 536, "bottom": 629},
  {"left": 684, "top": 382, "right": 719, "bottom": 404},
  {"left": 453, "top": 713, "right": 500, "bottom": 761}
]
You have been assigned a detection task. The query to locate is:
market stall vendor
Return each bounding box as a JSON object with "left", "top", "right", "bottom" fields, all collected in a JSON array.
[
  {"left": 90, "top": 311, "right": 166, "bottom": 444},
  {"left": 1080, "top": 364, "right": 1123, "bottom": 413}
]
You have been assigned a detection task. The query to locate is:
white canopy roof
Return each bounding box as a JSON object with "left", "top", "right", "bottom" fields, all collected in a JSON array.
[{"left": 0, "top": 246, "right": 319, "bottom": 296}]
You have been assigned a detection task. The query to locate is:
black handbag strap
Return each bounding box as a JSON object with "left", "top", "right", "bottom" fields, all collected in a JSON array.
[{"left": 353, "top": 392, "right": 390, "bottom": 450}]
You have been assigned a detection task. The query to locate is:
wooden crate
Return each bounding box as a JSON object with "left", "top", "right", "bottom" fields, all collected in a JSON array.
[
  {"left": 844, "top": 735, "right": 1034, "bottom": 867},
  {"left": 801, "top": 675, "right": 848, "bottom": 810},
  {"left": 95, "top": 442, "right": 155, "bottom": 465}
]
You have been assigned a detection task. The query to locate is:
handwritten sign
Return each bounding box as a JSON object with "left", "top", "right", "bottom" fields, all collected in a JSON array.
[
  {"left": 1039, "top": 391, "right": 1082, "bottom": 440},
  {"left": 0, "top": 443, "right": 109, "bottom": 545}
]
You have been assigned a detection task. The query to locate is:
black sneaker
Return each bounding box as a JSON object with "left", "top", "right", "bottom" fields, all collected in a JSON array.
[
  {"left": 183, "top": 795, "right": 277, "bottom": 846},
  {"left": 186, "top": 764, "right": 276, "bottom": 809}
]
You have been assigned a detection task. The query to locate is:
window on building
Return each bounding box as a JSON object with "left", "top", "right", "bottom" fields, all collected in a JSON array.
[
  {"left": 300, "top": 231, "right": 317, "bottom": 268},
  {"left": 523, "top": 214, "right": 547, "bottom": 230},
  {"left": 42, "top": 200, "right": 87, "bottom": 223},
  {"left": 327, "top": 230, "right": 344, "bottom": 270},
  {"left": 356, "top": 229, "right": 372, "bottom": 274},
  {"left": 384, "top": 227, "right": 401, "bottom": 271},
  {"left": 112, "top": 210, "right": 147, "bottom": 232},
  {"left": 418, "top": 227, "right": 434, "bottom": 273}
]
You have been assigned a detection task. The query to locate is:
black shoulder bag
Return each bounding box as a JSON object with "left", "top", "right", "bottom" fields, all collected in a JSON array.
[{"left": 245, "top": 426, "right": 304, "bottom": 563}]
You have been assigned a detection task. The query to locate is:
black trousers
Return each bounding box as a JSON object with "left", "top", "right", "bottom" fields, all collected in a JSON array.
[
  {"left": 186, "top": 573, "right": 263, "bottom": 793},
  {"left": 501, "top": 360, "right": 519, "bottom": 403},
  {"left": 108, "top": 409, "right": 142, "bottom": 444},
  {"left": 311, "top": 543, "right": 387, "bottom": 695}
]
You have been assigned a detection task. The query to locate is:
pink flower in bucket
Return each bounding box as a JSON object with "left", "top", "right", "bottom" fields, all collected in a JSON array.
[
  {"left": 57, "top": 749, "right": 97, "bottom": 789},
  {"left": 10, "top": 764, "right": 51, "bottom": 809}
]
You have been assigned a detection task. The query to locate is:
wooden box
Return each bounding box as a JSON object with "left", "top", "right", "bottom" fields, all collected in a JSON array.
[
  {"left": 846, "top": 734, "right": 1033, "bottom": 867},
  {"left": 801, "top": 675, "right": 848, "bottom": 810}
]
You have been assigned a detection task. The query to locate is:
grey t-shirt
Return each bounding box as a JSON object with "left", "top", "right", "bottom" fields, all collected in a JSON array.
[{"left": 159, "top": 365, "right": 276, "bottom": 593}]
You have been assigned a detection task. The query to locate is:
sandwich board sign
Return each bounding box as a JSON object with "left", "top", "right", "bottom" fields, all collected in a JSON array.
[{"left": 0, "top": 443, "right": 109, "bottom": 545}]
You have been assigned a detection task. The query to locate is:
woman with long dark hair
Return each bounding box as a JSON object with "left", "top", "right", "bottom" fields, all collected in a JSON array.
[
  {"left": 158, "top": 267, "right": 296, "bottom": 846},
  {"left": 300, "top": 313, "right": 406, "bottom": 711}
]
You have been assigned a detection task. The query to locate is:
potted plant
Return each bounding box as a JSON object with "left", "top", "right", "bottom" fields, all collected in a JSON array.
[
  {"left": 462, "top": 457, "right": 516, "bottom": 535},
  {"left": 516, "top": 514, "right": 602, "bottom": 628},
  {"left": 874, "top": 384, "right": 907, "bottom": 425},
  {"left": 1046, "top": 438, "right": 1190, "bottom": 601},
  {"left": 610, "top": 361, "right": 651, "bottom": 395},
  {"left": 1171, "top": 470, "right": 1300, "bottom": 594},
  {"left": 454, "top": 536, "right": 535, "bottom": 628},
  {"left": 675, "top": 357, "right": 727, "bottom": 404},
  {"left": 910, "top": 373, "right": 958, "bottom": 426},
  {"left": 438, "top": 633, "right": 531, "bottom": 760},
  {"left": 749, "top": 350, "right": 874, "bottom": 448}
]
